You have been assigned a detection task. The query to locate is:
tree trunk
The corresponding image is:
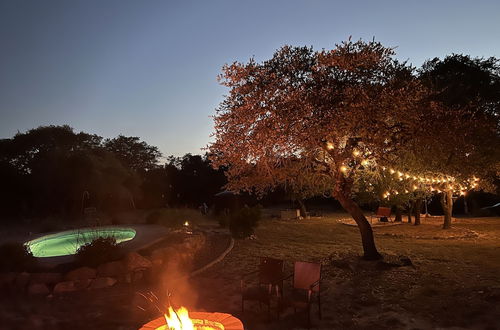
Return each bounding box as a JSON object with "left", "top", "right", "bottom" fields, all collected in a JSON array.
[
  {"left": 440, "top": 190, "right": 453, "bottom": 229},
  {"left": 407, "top": 201, "right": 413, "bottom": 223},
  {"left": 394, "top": 206, "right": 402, "bottom": 222},
  {"left": 414, "top": 198, "right": 422, "bottom": 226},
  {"left": 463, "top": 196, "right": 469, "bottom": 215},
  {"left": 296, "top": 199, "right": 308, "bottom": 218},
  {"left": 333, "top": 177, "right": 381, "bottom": 260}
]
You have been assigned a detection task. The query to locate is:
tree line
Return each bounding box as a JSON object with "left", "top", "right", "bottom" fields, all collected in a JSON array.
[{"left": 0, "top": 125, "right": 226, "bottom": 220}]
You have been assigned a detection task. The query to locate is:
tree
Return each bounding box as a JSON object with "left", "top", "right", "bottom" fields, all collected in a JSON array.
[
  {"left": 104, "top": 135, "right": 161, "bottom": 173},
  {"left": 417, "top": 55, "right": 500, "bottom": 228},
  {"left": 209, "top": 40, "right": 425, "bottom": 260}
]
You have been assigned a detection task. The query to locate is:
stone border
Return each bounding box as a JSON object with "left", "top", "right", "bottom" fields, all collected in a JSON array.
[{"left": 189, "top": 237, "right": 235, "bottom": 278}]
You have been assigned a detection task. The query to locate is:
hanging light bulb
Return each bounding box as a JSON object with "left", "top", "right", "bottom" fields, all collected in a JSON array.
[
  {"left": 340, "top": 165, "right": 348, "bottom": 173},
  {"left": 326, "top": 142, "right": 334, "bottom": 150},
  {"left": 352, "top": 149, "right": 360, "bottom": 157},
  {"left": 390, "top": 168, "right": 396, "bottom": 174},
  {"left": 413, "top": 185, "right": 418, "bottom": 190},
  {"left": 361, "top": 159, "right": 369, "bottom": 166}
]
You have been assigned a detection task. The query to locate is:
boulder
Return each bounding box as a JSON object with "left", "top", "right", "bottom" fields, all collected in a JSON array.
[
  {"left": 89, "top": 277, "right": 117, "bottom": 289},
  {"left": 74, "top": 279, "right": 91, "bottom": 290},
  {"left": 65, "top": 267, "right": 96, "bottom": 281},
  {"left": 30, "top": 272, "right": 62, "bottom": 285},
  {"left": 28, "top": 283, "right": 50, "bottom": 295},
  {"left": 123, "top": 252, "right": 152, "bottom": 271},
  {"left": 97, "top": 261, "right": 125, "bottom": 277},
  {"left": 53, "top": 281, "right": 76, "bottom": 293}
]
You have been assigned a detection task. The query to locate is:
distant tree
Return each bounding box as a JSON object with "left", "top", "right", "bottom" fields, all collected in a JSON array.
[
  {"left": 209, "top": 40, "right": 426, "bottom": 260},
  {"left": 0, "top": 126, "right": 143, "bottom": 218},
  {"left": 167, "top": 153, "right": 227, "bottom": 207},
  {"left": 417, "top": 55, "right": 500, "bottom": 228},
  {"left": 104, "top": 135, "right": 161, "bottom": 173}
]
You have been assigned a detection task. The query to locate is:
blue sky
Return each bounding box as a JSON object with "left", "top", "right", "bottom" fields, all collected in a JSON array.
[{"left": 1, "top": 0, "right": 499, "bottom": 157}]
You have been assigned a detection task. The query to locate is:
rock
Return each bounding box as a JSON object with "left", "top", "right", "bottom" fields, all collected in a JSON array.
[
  {"left": 53, "top": 281, "right": 76, "bottom": 293},
  {"left": 65, "top": 267, "right": 96, "bottom": 281},
  {"left": 74, "top": 279, "right": 91, "bottom": 290},
  {"left": 97, "top": 261, "right": 125, "bottom": 277},
  {"left": 89, "top": 277, "right": 117, "bottom": 289},
  {"left": 14, "top": 272, "right": 30, "bottom": 290},
  {"left": 123, "top": 252, "right": 152, "bottom": 271},
  {"left": 131, "top": 270, "right": 144, "bottom": 282},
  {"left": 30, "top": 272, "right": 62, "bottom": 285},
  {"left": 28, "top": 283, "right": 50, "bottom": 295}
]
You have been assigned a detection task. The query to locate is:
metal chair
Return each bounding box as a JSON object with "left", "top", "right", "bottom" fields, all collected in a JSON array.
[
  {"left": 240, "top": 257, "right": 284, "bottom": 318},
  {"left": 278, "top": 261, "right": 322, "bottom": 325}
]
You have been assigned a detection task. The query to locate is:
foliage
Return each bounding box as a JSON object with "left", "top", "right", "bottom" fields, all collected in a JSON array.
[
  {"left": 75, "top": 237, "right": 123, "bottom": 268},
  {"left": 104, "top": 135, "right": 161, "bottom": 173},
  {"left": 0, "top": 242, "right": 36, "bottom": 272},
  {"left": 227, "top": 206, "right": 261, "bottom": 239},
  {"left": 209, "top": 39, "right": 428, "bottom": 258}
]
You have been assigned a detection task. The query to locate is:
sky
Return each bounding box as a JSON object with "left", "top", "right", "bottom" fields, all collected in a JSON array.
[{"left": 1, "top": 0, "right": 499, "bottom": 157}]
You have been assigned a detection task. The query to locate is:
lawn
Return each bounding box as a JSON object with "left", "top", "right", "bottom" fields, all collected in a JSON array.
[
  {"left": 191, "top": 213, "right": 500, "bottom": 329},
  {"left": 1, "top": 212, "right": 499, "bottom": 329}
]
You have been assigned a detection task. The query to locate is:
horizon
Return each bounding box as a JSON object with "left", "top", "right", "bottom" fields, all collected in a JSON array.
[{"left": 1, "top": 0, "right": 499, "bottom": 156}]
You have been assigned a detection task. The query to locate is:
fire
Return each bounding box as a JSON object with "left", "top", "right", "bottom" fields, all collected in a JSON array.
[{"left": 157, "top": 306, "right": 224, "bottom": 330}]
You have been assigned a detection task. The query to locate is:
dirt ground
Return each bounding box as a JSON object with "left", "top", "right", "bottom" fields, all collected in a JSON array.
[{"left": 1, "top": 213, "right": 499, "bottom": 330}]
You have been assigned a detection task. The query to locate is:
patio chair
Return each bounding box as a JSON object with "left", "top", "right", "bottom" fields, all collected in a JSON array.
[
  {"left": 240, "top": 257, "right": 284, "bottom": 318},
  {"left": 370, "top": 206, "right": 392, "bottom": 223},
  {"left": 278, "top": 261, "right": 322, "bottom": 324}
]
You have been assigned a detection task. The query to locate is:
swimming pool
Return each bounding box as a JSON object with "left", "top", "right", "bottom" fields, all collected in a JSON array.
[{"left": 25, "top": 227, "right": 137, "bottom": 258}]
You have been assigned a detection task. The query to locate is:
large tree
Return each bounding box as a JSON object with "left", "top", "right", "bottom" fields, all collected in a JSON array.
[{"left": 209, "top": 40, "right": 425, "bottom": 259}]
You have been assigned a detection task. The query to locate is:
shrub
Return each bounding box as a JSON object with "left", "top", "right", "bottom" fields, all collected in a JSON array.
[
  {"left": 0, "top": 242, "right": 36, "bottom": 272},
  {"left": 75, "top": 237, "right": 123, "bottom": 267},
  {"left": 228, "top": 206, "right": 261, "bottom": 239}
]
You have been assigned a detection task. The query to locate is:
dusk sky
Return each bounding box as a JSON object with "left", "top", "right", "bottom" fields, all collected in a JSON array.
[{"left": 1, "top": 0, "right": 499, "bottom": 158}]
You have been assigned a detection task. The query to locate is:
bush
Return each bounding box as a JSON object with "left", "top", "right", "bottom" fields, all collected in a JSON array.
[
  {"left": 228, "top": 206, "right": 261, "bottom": 239},
  {"left": 75, "top": 237, "right": 123, "bottom": 267},
  {"left": 0, "top": 242, "right": 36, "bottom": 272}
]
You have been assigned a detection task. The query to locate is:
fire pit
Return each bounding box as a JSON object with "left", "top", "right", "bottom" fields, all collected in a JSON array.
[{"left": 140, "top": 307, "right": 243, "bottom": 330}]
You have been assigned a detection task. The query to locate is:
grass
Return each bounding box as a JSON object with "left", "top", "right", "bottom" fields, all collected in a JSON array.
[
  {"left": 1, "top": 211, "right": 499, "bottom": 329},
  {"left": 190, "top": 213, "right": 500, "bottom": 329}
]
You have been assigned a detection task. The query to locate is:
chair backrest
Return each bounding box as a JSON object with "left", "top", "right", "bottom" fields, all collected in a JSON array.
[
  {"left": 293, "top": 261, "right": 321, "bottom": 292},
  {"left": 376, "top": 207, "right": 391, "bottom": 217},
  {"left": 259, "top": 257, "right": 284, "bottom": 284}
]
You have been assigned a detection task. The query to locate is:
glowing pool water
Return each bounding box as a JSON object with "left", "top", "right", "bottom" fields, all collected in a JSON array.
[{"left": 25, "top": 227, "right": 136, "bottom": 257}]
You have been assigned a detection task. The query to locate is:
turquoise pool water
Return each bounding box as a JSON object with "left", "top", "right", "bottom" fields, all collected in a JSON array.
[{"left": 25, "top": 227, "right": 136, "bottom": 257}]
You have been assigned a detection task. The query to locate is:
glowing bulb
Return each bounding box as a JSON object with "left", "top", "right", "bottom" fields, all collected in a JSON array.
[
  {"left": 413, "top": 185, "right": 418, "bottom": 190},
  {"left": 184, "top": 221, "right": 189, "bottom": 227},
  {"left": 340, "top": 165, "right": 348, "bottom": 173},
  {"left": 353, "top": 149, "right": 360, "bottom": 157},
  {"left": 326, "top": 142, "right": 334, "bottom": 150},
  {"left": 390, "top": 169, "right": 396, "bottom": 174},
  {"left": 361, "top": 159, "right": 369, "bottom": 166},
  {"left": 398, "top": 171, "right": 403, "bottom": 177},
  {"left": 405, "top": 174, "right": 410, "bottom": 179}
]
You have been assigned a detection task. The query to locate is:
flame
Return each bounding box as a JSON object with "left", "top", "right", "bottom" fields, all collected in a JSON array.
[{"left": 159, "top": 306, "right": 224, "bottom": 330}]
